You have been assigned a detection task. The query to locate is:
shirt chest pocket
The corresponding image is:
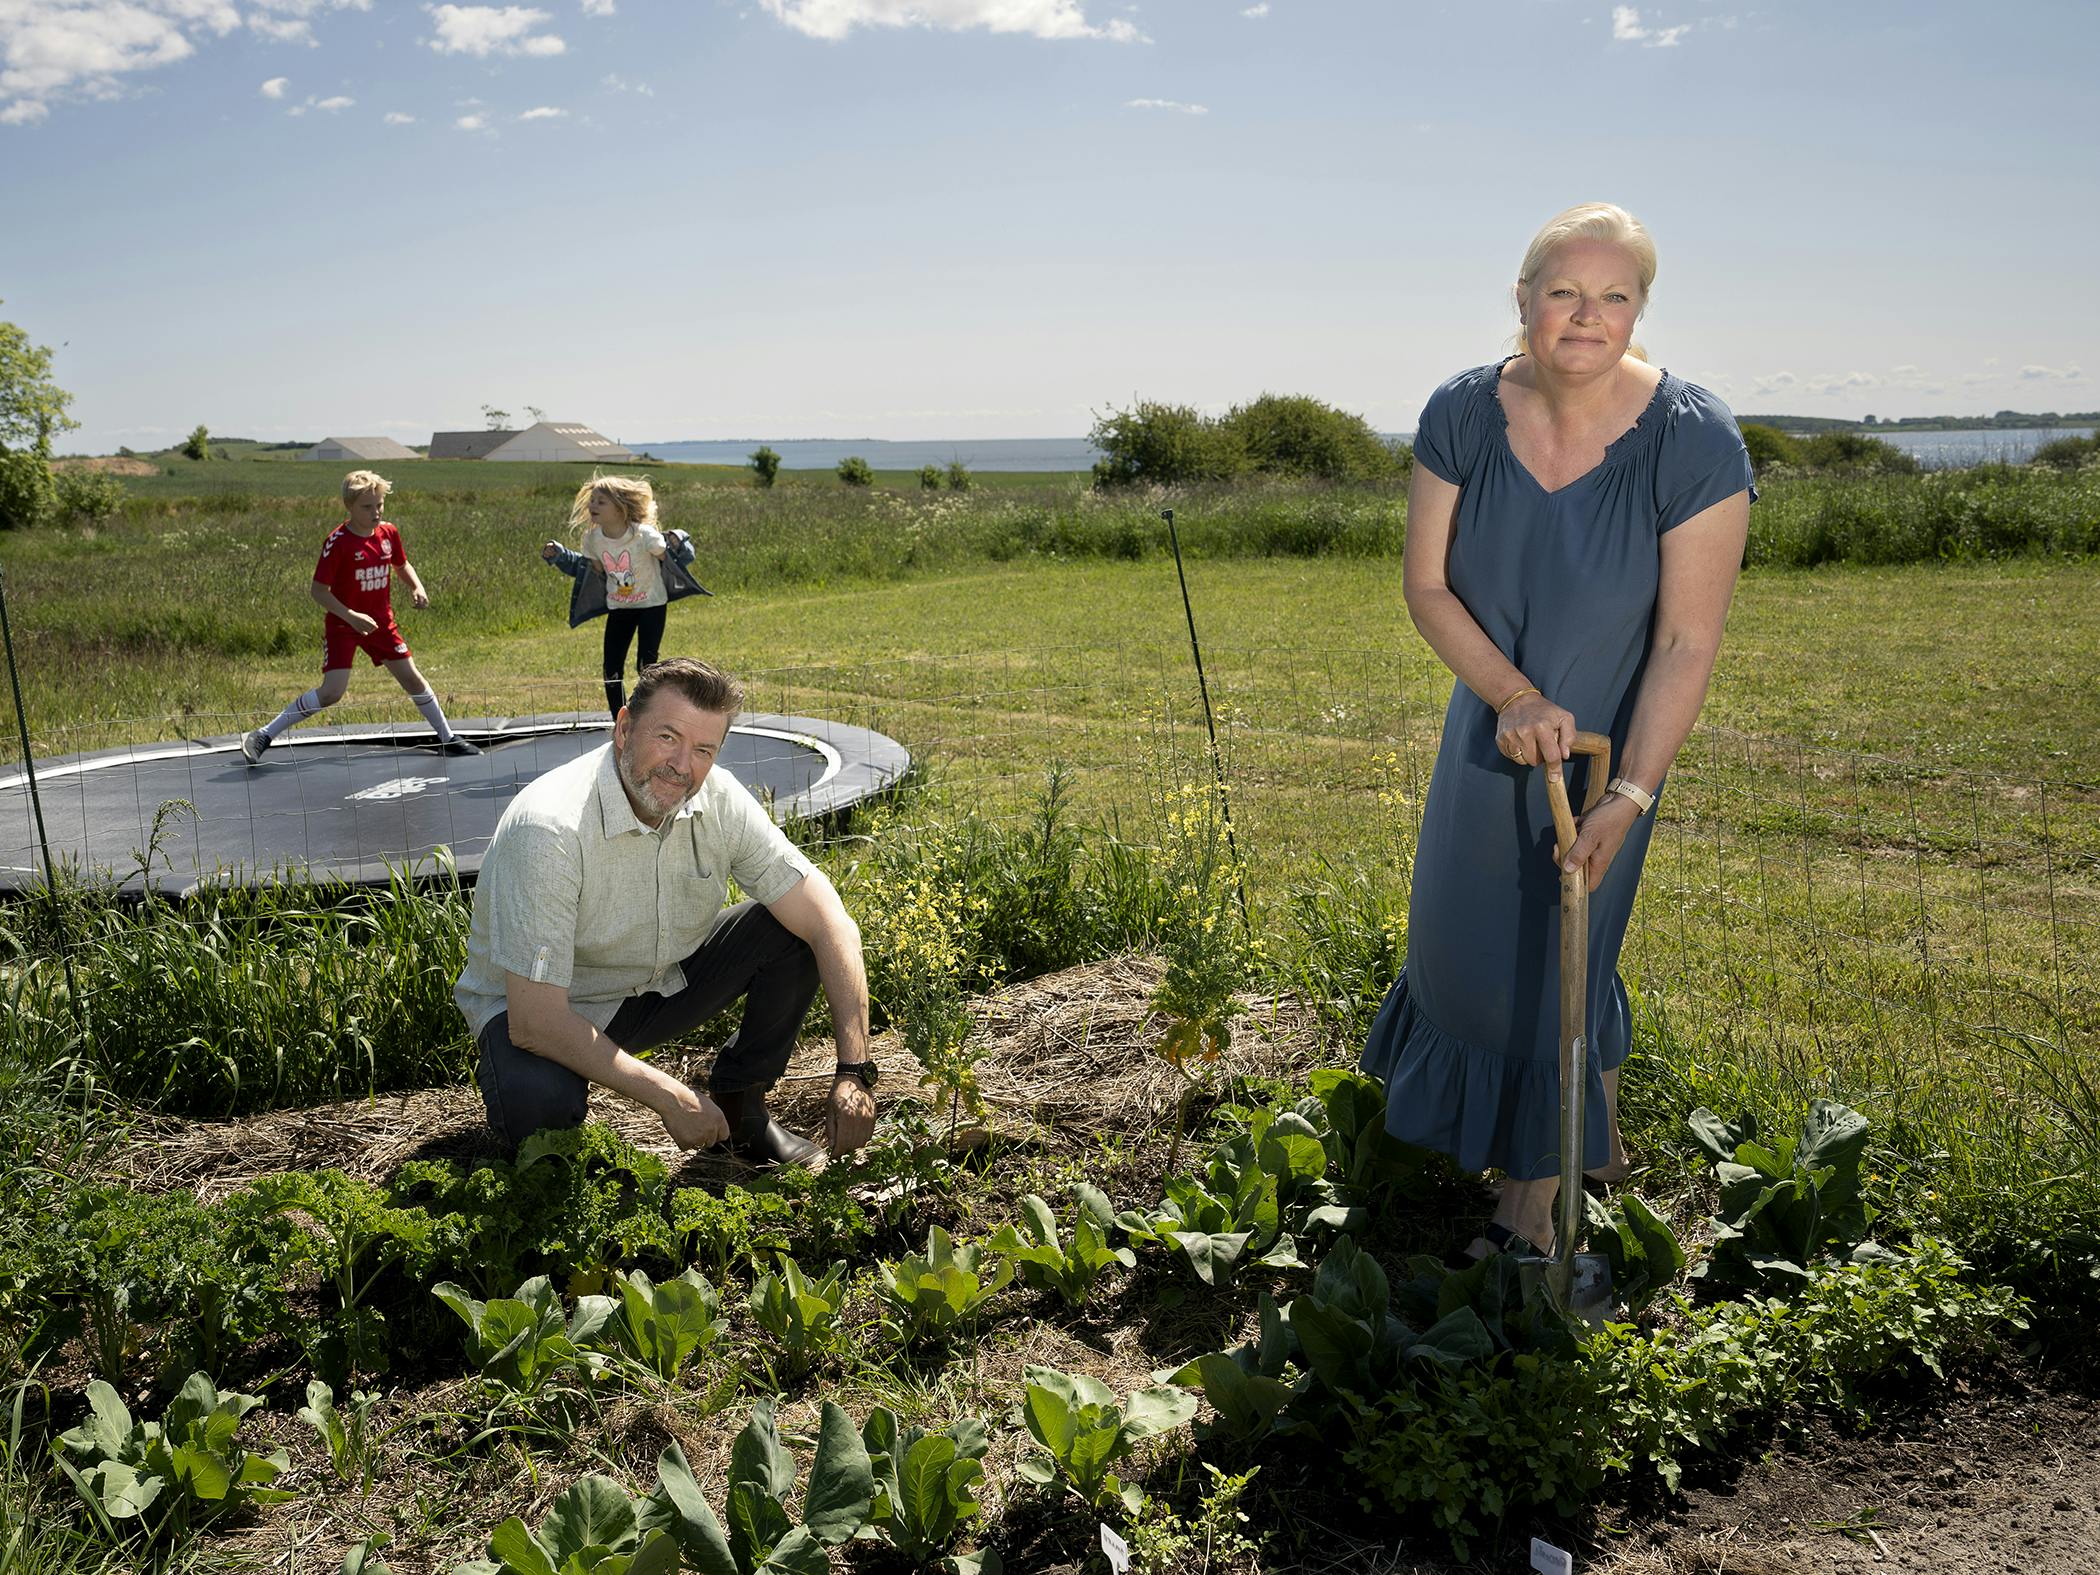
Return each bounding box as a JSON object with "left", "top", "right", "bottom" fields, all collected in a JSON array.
[{"left": 667, "top": 825, "right": 729, "bottom": 943}]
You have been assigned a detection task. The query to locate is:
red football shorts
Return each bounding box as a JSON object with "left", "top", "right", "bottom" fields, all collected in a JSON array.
[{"left": 322, "top": 618, "right": 411, "bottom": 672}]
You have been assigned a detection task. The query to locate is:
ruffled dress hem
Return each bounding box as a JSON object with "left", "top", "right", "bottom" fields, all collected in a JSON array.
[{"left": 1361, "top": 967, "right": 1615, "bottom": 1183}]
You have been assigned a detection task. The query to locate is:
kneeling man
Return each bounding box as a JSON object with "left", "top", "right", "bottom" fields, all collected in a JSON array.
[{"left": 454, "top": 658, "right": 877, "bottom": 1163}]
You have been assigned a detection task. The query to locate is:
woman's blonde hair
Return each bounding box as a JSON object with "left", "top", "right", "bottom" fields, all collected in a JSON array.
[
  {"left": 341, "top": 470, "right": 392, "bottom": 506},
  {"left": 1513, "top": 202, "right": 1657, "bottom": 360},
  {"left": 568, "top": 474, "right": 658, "bottom": 534}
]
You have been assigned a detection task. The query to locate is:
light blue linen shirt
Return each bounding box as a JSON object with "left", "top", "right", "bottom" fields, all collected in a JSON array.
[{"left": 454, "top": 743, "right": 814, "bottom": 1037}]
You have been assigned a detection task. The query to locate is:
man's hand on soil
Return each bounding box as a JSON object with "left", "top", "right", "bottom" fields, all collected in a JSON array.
[
  {"left": 660, "top": 1088, "right": 729, "bottom": 1150},
  {"left": 826, "top": 1079, "right": 876, "bottom": 1156}
]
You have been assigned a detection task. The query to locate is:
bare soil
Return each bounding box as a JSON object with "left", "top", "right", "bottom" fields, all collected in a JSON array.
[{"left": 51, "top": 454, "right": 159, "bottom": 475}]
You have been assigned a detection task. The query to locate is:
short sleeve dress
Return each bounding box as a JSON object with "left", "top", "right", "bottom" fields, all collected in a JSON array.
[{"left": 1361, "top": 358, "right": 1755, "bottom": 1181}]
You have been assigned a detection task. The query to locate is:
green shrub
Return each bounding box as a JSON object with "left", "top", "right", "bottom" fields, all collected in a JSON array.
[
  {"left": 181, "top": 425, "right": 211, "bottom": 462},
  {"left": 837, "top": 455, "right": 874, "bottom": 487},
  {"left": 53, "top": 467, "right": 125, "bottom": 524},
  {"left": 945, "top": 460, "right": 972, "bottom": 491},
  {"left": 2030, "top": 432, "right": 2099, "bottom": 469},
  {"left": 1739, "top": 421, "right": 1804, "bottom": 472},
  {"left": 748, "top": 445, "right": 781, "bottom": 487},
  {"left": 1218, "top": 393, "right": 1405, "bottom": 483},
  {"left": 918, "top": 464, "right": 943, "bottom": 491},
  {"left": 1089, "top": 400, "right": 1244, "bottom": 488},
  {"left": 1799, "top": 429, "right": 1918, "bottom": 473},
  {"left": 0, "top": 447, "right": 54, "bottom": 529}
]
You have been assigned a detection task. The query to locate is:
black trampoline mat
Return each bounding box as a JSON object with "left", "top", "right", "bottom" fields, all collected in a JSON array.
[{"left": 0, "top": 712, "right": 909, "bottom": 896}]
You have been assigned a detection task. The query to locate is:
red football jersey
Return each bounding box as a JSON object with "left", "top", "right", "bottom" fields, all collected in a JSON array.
[{"left": 313, "top": 521, "right": 403, "bottom": 626}]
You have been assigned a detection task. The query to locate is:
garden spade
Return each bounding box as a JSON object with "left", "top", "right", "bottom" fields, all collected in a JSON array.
[{"left": 1521, "top": 729, "right": 1616, "bottom": 1325}]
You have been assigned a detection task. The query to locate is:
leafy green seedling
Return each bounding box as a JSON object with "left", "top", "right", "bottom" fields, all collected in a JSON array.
[
  {"left": 606, "top": 1267, "right": 723, "bottom": 1383},
  {"left": 1688, "top": 1098, "right": 1885, "bottom": 1290},
  {"left": 746, "top": 1256, "right": 847, "bottom": 1379},
  {"left": 860, "top": 1407, "right": 1000, "bottom": 1571},
  {"left": 1117, "top": 1164, "right": 1300, "bottom": 1288},
  {"left": 1015, "top": 1364, "right": 1195, "bottom": 1514},
  {"left": 644, "top": 1400, "right": 872, "bottom": 1574},
  {"left": 55, "top": 1371, "right": 294, "bottom": 1541},
  {"left": 874, "top": 1226, "right": 1014, "bottom": 1345},
  {"left": 1164, "top": 1295, "right": 1296, "bottom": 1442},
  {"left": 1583, "top": 1191, "right": 1687, "bottom": 1314},
  {"left": 433, "top": 1276, "right": 611, "bottom": 1396},
  {"left": 297, "top": 1379, "right": 380, "bottom": 1494},
  {"left": 987, "top": 1186, "right": 1134, "bottom": 1307},
  {"left": 1306, "top": 1068, "right": 1434, "bottom": 1207},
  {"left": 453, "top": 1472, "right": 677, "bottom": 1575}
]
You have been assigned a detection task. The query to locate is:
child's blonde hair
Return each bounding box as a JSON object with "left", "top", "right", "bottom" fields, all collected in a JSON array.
[
  {"left": 568, "top": 474, "right": 658, "bottom": 535},
  {"left": 342, "top": 470, "right": 393, "bottom": 506}
]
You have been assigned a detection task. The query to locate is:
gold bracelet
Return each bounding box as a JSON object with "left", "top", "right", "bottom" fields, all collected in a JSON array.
[{"left": 1495, "top": 685, "right": 1540, "bottom": 715}]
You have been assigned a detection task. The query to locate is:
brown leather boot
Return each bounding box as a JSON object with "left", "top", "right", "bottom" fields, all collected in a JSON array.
[{"left": 713, "top": 1085, "right": 822, "bottom": 1168}]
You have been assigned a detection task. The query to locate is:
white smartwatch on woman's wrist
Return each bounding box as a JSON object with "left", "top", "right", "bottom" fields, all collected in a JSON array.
[{"left": 1605, "top": 777, "right": 1655, "bottom": 815}]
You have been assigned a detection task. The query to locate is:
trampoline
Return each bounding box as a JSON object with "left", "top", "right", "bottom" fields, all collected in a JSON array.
[{"left": 0, "top": 713, "right": 910, "bottom": 897}]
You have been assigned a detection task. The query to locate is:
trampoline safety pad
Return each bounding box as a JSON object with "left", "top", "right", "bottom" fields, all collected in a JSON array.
[{"left": 0, "top": 712, "right": 909, "bottom": 897}]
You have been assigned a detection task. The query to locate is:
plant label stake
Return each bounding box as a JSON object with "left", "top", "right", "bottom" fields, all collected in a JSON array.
[{"left": 1520, "top": 728, "right": 1615, "bottom": 1324}]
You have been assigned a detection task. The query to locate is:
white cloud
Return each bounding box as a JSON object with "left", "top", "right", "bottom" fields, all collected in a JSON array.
[
  {"left": 425, "top": 4, "right": 566, "bottom": 56},
  {"left": 1126, "top": 96, "right": 1205, "bottom": 114},
  {"left": 1611, "top": 5, "right": 1688, "bottom": 47},
  {"left": 518, "top": 103, "right": 565, "bottom": 118},
  {"left": 383, "top": 109, "right": 414, "bottom": 122},
  {"left": 1242, "top": 2, "right": 1268, "bottom": 14},
  {"left": 0, "top": 0, "right": 368, "bottom": 123},
  {"left": 313, "top": 92, "right": 350, "bottom": 108},
  {"left": 259, "top": 74, "right": 288, "bottom": 96},
  {"left": 455, "top": 110, "right": 488, "bottom": 128},
  {"left": 579, "top": 0, "right": 613, "bottom": 12},
  {"left": 2019, "top": 363, "right": 2087, "bottom": 382},
  {"left": 757, "top": 1, "right": 1145, "bottom": 44},
  {"left": 601, "top": 70, "right": 650, "bottom": 93}
]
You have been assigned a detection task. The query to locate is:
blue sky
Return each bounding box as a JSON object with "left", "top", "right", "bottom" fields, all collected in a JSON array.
[{"left": 3, "top": 0, "right": 2095, "bottom": 452}]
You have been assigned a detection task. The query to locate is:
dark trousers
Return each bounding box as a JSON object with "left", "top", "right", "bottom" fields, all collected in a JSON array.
[
  {"left": 602, "top": 605, "right": 667, "bottom": 717},
  {"left": 474, "top": 901, "right": 819, "bottom": 1152}
]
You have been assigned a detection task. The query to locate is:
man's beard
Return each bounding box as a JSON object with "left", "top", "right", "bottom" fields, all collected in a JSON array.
[{"left": 617, "top": 740, "right": 693, "bottom": 820}]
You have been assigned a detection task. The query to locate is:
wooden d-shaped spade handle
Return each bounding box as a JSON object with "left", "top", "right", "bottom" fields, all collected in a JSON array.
[{"left": 1543, "top": 730, "right": 1613, "bottom": 870}]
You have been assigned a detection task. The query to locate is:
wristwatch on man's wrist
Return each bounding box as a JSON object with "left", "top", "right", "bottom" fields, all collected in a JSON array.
[{"left": 834, "top": 1059, "right": 879, "bottom": 1091}]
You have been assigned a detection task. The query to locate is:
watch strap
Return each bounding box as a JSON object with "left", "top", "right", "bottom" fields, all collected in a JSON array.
[{"left": 1606, "top": 777, "right": 1655, "bottom": 815}]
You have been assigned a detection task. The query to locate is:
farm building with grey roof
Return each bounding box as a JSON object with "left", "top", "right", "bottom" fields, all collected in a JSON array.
[{"left": 302, "top": 435, "right": 421, "bottom": 461}]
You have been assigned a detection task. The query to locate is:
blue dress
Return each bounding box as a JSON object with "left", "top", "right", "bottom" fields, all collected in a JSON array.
[{"left": 1362, "top": 359, "right": 1755, "bottom": 1181}]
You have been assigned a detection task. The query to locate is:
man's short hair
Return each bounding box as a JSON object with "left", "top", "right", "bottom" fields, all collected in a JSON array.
[
  {"left": 629, "top": 658, "right": 744, "bottom": 725},
  {"left": 341, "top": 469, "right": 392, "bottom": 506}
]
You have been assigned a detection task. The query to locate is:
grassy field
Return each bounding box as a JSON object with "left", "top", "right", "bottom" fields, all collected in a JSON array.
[{"left": 2, "top": 468, "right": 2096, "bottom": 1569}]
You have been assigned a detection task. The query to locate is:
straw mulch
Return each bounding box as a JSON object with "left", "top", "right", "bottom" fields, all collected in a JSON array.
[{"left": 107, "top": 954, "right": 1337, "bottom": 1204}]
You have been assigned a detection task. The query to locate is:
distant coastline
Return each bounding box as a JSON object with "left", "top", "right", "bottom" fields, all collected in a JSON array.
[{"left": 1743, "top": 411, "right": 2100, "bottom": 435}]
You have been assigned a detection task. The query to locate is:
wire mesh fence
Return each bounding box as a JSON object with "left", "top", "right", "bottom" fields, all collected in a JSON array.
[{"left": 3, "top": 643, "right": 2092, "bottom": 1085}]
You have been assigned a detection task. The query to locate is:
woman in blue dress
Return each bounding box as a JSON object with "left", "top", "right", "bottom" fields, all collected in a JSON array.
[{"left": 1363, "top": 203, "right": 1756, "bottom": 1261}]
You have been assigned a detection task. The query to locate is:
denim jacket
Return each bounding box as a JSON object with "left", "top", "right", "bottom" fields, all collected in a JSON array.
[{"left": 543, "top": 529, "right": 711, "bottom": 628}]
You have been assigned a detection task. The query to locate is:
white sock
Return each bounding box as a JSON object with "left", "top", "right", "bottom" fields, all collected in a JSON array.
[
  {"left": 412, "top": 689, "right": 455, "bottom": 743},
  {"left": 261, "top": 689, "right": 324, "bottom": 741}
]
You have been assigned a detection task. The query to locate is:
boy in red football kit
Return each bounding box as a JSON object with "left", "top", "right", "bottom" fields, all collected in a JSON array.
[{"left": 242, "top": 470, "right": 480, "bottom": 762}]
